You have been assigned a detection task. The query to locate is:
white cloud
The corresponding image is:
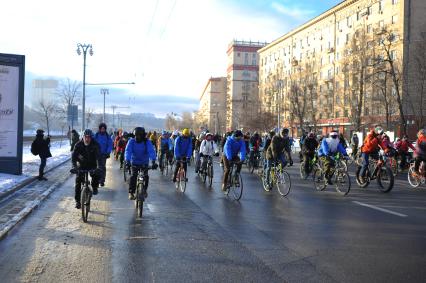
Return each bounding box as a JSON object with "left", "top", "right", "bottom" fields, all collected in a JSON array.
[
  {"left": 1, "top": 0, "right": 290, "bottom": 115},
  {"left": 271, "top": 2, "right": 315, "bottom": 20}
]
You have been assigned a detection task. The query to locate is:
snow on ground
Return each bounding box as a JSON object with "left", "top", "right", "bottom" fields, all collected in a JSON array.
[{"left": 0, "top": 141, "right": 71, "bottom": 195}]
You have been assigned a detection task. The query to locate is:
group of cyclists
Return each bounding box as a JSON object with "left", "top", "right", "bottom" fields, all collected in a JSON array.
[{"left": 69, "top": 121, "right": 426, "bottom": 210}]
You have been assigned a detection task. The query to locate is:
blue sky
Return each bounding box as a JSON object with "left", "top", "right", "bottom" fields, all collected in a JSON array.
[{"left": 3, "top": 0, "right": 342, "bottom": 117}]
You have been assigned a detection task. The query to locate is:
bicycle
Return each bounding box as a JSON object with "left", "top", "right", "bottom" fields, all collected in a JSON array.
[
  {"left": 262, "top": 160, "right": 291, "bottom": 196},
  {"left": 224, "top": 161, "right": 243, "bottom": 200},
  {"left": 133, "top": 165, "right": 154, "bottom": 218},
  {"left": 71, "top": 169, "right": 96, "bottom": 223},
  {"left": 248, "top": 150, "right": 261, "bottom": 174},
  {"left": 313, "top": 154, "right": 351, "bottom": 196},
  {"left": 199, "top": 155, "right": 214, "bottom": 187},
  {"left": 355, "top": 152, "right": 394, "bottom": 193},
  {"left": 175, "top": 159, "right": 188, "bottom": 193},
  {"left": 300, "top": 153, "right": 319, "bottom": 180},
  {"left": 159, "top": 151, "right": 170, "bottom": 176},
  {"left": 408, "top": 160, "right": 426, "bottom": 188},
  {"left": 123, "top": 163, "right": 131, "bottom": 182}
]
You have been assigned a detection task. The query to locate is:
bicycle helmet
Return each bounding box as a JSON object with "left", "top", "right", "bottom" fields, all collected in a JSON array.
[
  {"left": 99, "top": 122, "right": 107, "bottom": 130},
  {"left": 182, "top": 128, "right": 190, "bottom": 137},
  {"left": 133, "top": 127, "right": 146, "bottom": 141},
  {"left": 83, "top": 129, "right": 93, "bottom": 137},
  {"left": 281, "top": 128, "right": 289, "bottom": 136},
  {"left": 234, "top": 130, "right": 243, "bottom": 137}
]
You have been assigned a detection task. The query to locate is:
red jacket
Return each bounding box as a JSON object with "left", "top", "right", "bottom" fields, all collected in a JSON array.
[
  {"left": 395, "top": 140, "right": 415, "bottom": 153},
  {"left": 361, "top": 131, "right": 387, "bottom": 154}
]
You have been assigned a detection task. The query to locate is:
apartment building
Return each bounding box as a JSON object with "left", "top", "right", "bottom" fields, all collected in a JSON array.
[
  {"left": 259, "top": 0, "right": 426, "bottom": 137},
  {"left": 197, "top": 77, "right": 227, "bottom": 134},
  {"left": 226, "top": 40, "right": 267, "bottom": 130}
]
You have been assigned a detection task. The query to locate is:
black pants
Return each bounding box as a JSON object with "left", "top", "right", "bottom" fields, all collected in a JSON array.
[
  {"left": 414, "top": 157, "right": 426, "bottom": 172},
  {"left": 129, "top": 166, "right": 149, "bottom": 194},
  {"left": 303, "top": 152, "right": 315, "bottom": 174},
  {"left": 98, "top": 156, "right": 107, "bottom": 183},
  {"left": 75, "top": 171, "right": 99, "bottom": 202},
  {"left": 173, "top": 159, "right": 187, "bottom": 181},
  {"left": 222, "top": 156, "right": 242, "bottom": 186},
  {"left": 39, "top": 157, "right": 47, "bottom": 177},
  {"left": 399, "top": 151, "right": 409, "bottom": 169}
]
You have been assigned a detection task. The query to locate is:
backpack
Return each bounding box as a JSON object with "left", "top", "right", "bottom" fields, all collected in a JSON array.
[{"left": 31, "top": 140, "right": 39, "bottom": 156}]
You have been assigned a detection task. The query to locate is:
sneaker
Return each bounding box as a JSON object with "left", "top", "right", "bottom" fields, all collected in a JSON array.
[
  {"left": 93, "top": 187, "right": 98, "bottom": 195},
  {"left": 75, "top": 202, "right": 81, "bottom": 209},
  {"left": 37, "top": 176, "right": 48, "bottom": 181},
  {"left": 100, "top": 183, "right": 105, "bottom": 187},
  {"left": 128, "top": 193, "right": 135, "bottom": 200},
  {"left": 221, "top": 184, "right": 227, "bottom": 191}
]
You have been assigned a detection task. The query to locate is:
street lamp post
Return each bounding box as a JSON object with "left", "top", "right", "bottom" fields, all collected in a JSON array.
[
  {"left": 100, "top": 88, "right": 109, "bottom": 122},
  {"left": 276, "top": 80, "right": 283, "bottom": 131},
  {"left": 76, "top": 43, "right": 93, "bottom": 131}
]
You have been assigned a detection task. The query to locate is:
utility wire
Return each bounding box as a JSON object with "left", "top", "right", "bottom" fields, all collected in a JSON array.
[{"left": 159, "top": 0, "right": 177, "bottom": 39}]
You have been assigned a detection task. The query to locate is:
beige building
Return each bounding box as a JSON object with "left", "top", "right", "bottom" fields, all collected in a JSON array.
[
  {"left": 197, "top": 77, "right": 227, "bottom": 134},
  {"left": 226, "top": 40, "right": 267, "bottom": 131},
  {"left": 259, "top": 0, "right": 426, "bottom": 137}
]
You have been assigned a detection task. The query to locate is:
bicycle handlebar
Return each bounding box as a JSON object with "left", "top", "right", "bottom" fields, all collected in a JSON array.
[{"left": 70, "top": 168, "right": 97, "bottom": 174}]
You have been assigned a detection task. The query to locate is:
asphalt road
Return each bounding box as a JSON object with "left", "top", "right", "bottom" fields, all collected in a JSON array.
[{"left": 1, "top": 156, "right": 426, "bottom": 282}]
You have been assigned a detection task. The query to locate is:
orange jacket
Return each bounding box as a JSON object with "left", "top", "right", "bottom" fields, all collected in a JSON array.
[
  {"left": 361, "top": 130, "right": 381, "bottom": 154},
  {"left": 416, "top": 134, "right": 426, "bottom": 157}
]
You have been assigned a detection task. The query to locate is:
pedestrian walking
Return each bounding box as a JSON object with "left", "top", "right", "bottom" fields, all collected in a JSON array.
[
  {"left": 70, "top": 129, "right": 80, "bottom": 151},
  {"left": 94, "top": 122, "right": 113, "bottom": 187},
  {"left": 31, "top": 129, "right": 52, "bottom": 181}
]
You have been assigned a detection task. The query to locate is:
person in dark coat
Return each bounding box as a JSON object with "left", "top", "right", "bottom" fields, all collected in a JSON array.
[
  {"left": 32, "top": 129, "right": 52, "bottom": 181},
  {"left": 70, "top": 129, "right": 80, "bottom": 151}
]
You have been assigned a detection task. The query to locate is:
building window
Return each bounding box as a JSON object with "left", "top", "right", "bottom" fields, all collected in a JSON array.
[
  {"left": 379, "top": 20, "right": 384, "bottom": 28},
  {"left": 336, "top": 66, "right": 340, "bottom": 75},
  {"left": 346, "top": 33, "right": 350, "bottom": 44},
  {"left": 367, "top": 6, "right": 372, "bottom": 15},
  {"left": 390, "top": 50, "right": 397, "bottom": 60},
  {"left": 344, "top": 109, "right": 348, "bottom": 117},
  {"left": 392, "top": 15, "right": 398, "bottom": 24},
  {"left": 365, "top": 108, "right": 369, "bottom": 115},
  {"left": 336, "top": 111, "right": 340, "bottom": 118},
  {"left": 237, "top": 52, "right": 240, "bottom": 57},
  {"left": 336, "top": 81, "right": 340, "bottom": 90},
  {"left": 379, "top": 0, "right": 384, "bottom": 11},
  {"left": 367, "top": 24, "right": 372, "bottom": 33},
  {"left": 392, "top": 0, "right": 398, "bottom": 5}
]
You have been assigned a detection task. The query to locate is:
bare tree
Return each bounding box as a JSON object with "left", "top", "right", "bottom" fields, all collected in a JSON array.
[
  {"left": 86, "top": 108, "right": 95, "bottom": 129},
  {"left": 36, "top": 99, "right": 58, "bottom": 136},
  {"left": 56, "top": 78, "right": 81, "bottom": 129},
  {"left": 375, "top": 26, "right": 406, "bottom": 134},
  {"left": 165, "top": 113, "right": 178, "bottom": 130},
  {"left": 288, "top": 67, "right": 307, "bottom": 131}
]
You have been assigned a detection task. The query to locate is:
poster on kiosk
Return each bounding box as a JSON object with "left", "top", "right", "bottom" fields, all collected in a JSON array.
[{"left": 0, "top": 53, "right": 25, "bottom": 175}]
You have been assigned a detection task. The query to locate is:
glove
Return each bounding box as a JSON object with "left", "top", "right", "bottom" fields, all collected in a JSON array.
[
  {"left": 214, "top": 152, "right": 219, "bottom": 157},
  {"left": 70, "top": 167, "right": 78, "bottom": 174},
  {"left": 152, "top": 163, "right": 158, "bottom": 170}
]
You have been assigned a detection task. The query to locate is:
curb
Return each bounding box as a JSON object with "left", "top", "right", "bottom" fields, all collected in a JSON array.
[
  {"left": 0, "top": 170, "right": 72, "bottom": 241},
  {"left": 0, "top": 157, "right": 71, "bottom": 201}
]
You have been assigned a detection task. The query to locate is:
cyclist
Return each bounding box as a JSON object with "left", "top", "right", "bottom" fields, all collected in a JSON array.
[
  {"left": 395, "top": 135, "right": 415, "bottom": 169},
  {"left": 299, "top": 130, "right": 307, "bottom": 162},
  {"left": 94, "top": 123, "right": 113, "bottom": 187},
  {"left": 359, "top": 126, "right": 386, "bottom": 182},
  {"left": 199, "top": 133, "right": 219, "bottom": 173},
  {"left": 302, "top": 132, "right": 319, "bottom": 175},
  {"left": 264, "top": 128, "right": 288, "bottom": 188},
  {"left": 71, "top": 129, "right": 101, "bottom": 209},
  {"left": 222, "top": 130, "right": 246, "bottom": 191},
  {"left": 351, "top": 133, "right": 360, "bottom": 158},
  {"left": 318, "top": 131, "right": 349, "bottom": 185},
  {"left": 195, "top": 132, "right": 205, "bottom": 173},
  {"left": 412, "top": 129, "right": 426, "bottom": 178},
  {"left": 116, "top": 131, "right": 129, "bottom": 169},
  {"left": 173, "top": 128, "right": 192, "bottom": 183},
  {"left": 244, "top": 132, "right": 251, "bottom": 156},
  {"left": 113, "top": 129, "right": 122, "bottom": 159},
  {"left": 125, "top": 127, "right": 157, "bottom": 200},
  {"left": 281, "top": 128, "right": 293, "bottom": 166},
  {"left": 249, "top": 132, "right": 262, "bottom": 166},
  {"left": 157, "top": 130, "right": 173, "bottom": 171}
]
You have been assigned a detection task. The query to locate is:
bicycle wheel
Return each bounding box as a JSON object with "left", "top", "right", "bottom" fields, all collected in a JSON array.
[
  {"left": 355, "top": 166, "right": 370, "bottom": 188},
  {"left": 262, "top": 169, "right": 271, "bottom": 192},
  {"left": 300, "top": 162, "right": 307, "bottom": 179},
  {"left": 124, "top": 166, "right": 128, "bottom": 182},
  {"left": 313, "top": 168, "right": 326, "bottom": 191},
  {"left": 276, "top": 170, "right": 291, "bottom": 196},
  {"left": 231, "top": 173, "right": 243, "bottom": 200},
  {"left": 179, "top": 169, "right": 186, "bottom": 193},
  {"left": 377, "top": 166, "right": 394, "bottom": 193},
  {"left": 81, "top": 187, "right": 90, "bottom": 223},
  {"left": 392, "top": 158, "right": 398, "bottom": 176},
  {"left": 135, "top": 182, "right": 143, "bottom": 217},
  {"left": 335, "top": 170, "right": 351, "bottom": 196},
  {"left": 208, "top": 164, "right": 213, "bottom": 187},
  {"left": 407, "top": 165, "right": 421, "bottom": 187}
]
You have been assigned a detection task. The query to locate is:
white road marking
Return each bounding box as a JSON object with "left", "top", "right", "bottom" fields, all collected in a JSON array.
[{"left": 353, "top": 201, "right": 408, "bottom": 217}]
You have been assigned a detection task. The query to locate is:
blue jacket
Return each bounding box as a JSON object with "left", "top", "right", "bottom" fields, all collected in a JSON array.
[
  {"left": 94, "top": 132, "right": 113, "bottom": 155},
  {"left": 318, "top": 138, "right": 347, "bottom": 157},
  {"left": 224, "top": 136, "right": 246, "bottom": 161},
  {"left": 160, "top": 137, "right": 173, "bottom": 151},
  {"left": 174, "top": 136, "right": 192, "bottom": 159},
  {"left": 125, "top": 138, "right": 157, "bottom": 166}
]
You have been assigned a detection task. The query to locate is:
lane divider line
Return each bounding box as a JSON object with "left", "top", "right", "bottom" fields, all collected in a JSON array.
[{"left": 353, "top": 201, "right": 408, "bottom": 217}]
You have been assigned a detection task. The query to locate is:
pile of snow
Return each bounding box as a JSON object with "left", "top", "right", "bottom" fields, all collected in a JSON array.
[{"left": 0, "top": 141, "right": 71, "bottom": 195}]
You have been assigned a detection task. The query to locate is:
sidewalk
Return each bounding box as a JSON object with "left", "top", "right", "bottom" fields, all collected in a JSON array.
[{"left": 0, "top": 141, "right": 72, "bottom": 199}]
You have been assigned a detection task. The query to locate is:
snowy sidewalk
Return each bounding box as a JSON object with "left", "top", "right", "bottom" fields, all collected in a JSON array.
[{"left": 0, "top": 141, "right": 72, "bottom": 199}]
